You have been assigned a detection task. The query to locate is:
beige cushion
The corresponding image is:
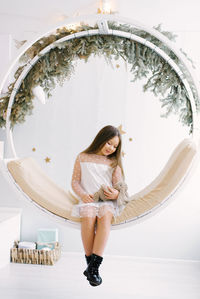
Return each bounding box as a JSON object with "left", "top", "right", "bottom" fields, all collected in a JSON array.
[
  {"left": 7, "top": 157, "right": 80, "bottom": 223},
  {"left": 112, "top": 138, "right": 197, "bottom": 224},
  {"left": 7, "top": 138, "right": 197, "bottom": 226}
]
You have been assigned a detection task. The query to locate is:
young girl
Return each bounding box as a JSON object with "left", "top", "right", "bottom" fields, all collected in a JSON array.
[{"left": 71, "top": 125, "right": 125, "bottom": 287}]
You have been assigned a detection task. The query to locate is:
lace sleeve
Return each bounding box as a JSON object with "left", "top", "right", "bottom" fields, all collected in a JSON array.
[
  {"left": 71, "top": 154, "right": 87, "bottom": 199},
  {"left": 112, "top": 165, "right": 123, "bottom": 185}
]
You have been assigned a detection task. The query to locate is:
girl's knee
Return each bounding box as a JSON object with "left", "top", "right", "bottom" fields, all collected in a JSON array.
[
  {"left": 97, "top": 212, "right": 113, "bottom": 225},
  {"left": 82, "top": 216, "right": 97, "bottom": 225},
  {"left": 98, "top": 206, "right": 114, "bottom": 220},
  {"left": 80, "top": 206, "right": 97, "bottom": 218},
  {"left": 81, "top": 217, "right": 96, "bottom": 232}
]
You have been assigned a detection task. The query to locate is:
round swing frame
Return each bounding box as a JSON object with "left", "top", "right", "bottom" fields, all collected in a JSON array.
[{"left": 0, "top": 14, "right": 200, "bottom": 229}]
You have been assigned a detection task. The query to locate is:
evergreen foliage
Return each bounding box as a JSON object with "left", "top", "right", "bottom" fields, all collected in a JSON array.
[{"left": 0, "top": 22, "right": 197, "bottom": 133}]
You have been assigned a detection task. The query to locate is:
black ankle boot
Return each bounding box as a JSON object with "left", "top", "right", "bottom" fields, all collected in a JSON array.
[
  {"left": 85, "top": 254, "right": 91, "bottom": 265},
  {"left": 86, "top": 253, "right": 103, "bottom": 286},
  {"left": 83, "top": 255, "right": 96, "bottom": 286}
]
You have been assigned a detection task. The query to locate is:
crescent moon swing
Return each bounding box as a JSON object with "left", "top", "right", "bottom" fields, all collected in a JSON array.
[{"left": 0, "top": 15, "right": 199, "bottom": 229}]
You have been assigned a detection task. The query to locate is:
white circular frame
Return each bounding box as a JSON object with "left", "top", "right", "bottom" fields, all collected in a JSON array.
[{"left": 0, "top": 14, "right": 200, "bottom": 229}]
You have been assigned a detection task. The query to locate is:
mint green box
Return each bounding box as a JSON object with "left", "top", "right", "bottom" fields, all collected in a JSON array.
[
  {"left": 37, "top": 228, "right": 58, "bottom": 243},
  {"left": 36, "top": 242, "right": 56, "bottom": 250}
]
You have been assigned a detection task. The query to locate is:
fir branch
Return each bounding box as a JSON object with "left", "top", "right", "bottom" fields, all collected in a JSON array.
[{"left": 0, "top": 21, "right": 198, "bottom": 132}]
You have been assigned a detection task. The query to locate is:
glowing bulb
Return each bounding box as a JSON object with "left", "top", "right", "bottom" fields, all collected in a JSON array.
[
  {"left": 98, "top": 0, "right": 112, "bottom": 14},
  {"left": 66, "top": 23, "right": 80, "bottom": 30},
  {"left": 102, "top": 0, "right": 111, "bottom": 14}
]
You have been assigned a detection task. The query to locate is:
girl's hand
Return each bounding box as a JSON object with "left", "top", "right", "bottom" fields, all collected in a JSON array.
[
  {"left": 103, "top": 186, "right": 119, "bottom": 200},
  {"left": 82, "top": 194, "right": 94, "bottom": 203}
]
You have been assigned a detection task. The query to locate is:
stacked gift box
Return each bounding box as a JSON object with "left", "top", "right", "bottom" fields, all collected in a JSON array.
[
  {"left": 37, "top": 228, "right": 58, "bottom": 250},
  {"left": 10, "top": 228, "right": 61, "bottom": 265}
]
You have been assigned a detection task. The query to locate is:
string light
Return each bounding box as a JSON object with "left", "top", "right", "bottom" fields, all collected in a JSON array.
[
  {"left": 98, "top": 0, "right": 112, "bottom": 14},
  {"left": 65, "top": 22, "right": 81, "bottom": 30}
]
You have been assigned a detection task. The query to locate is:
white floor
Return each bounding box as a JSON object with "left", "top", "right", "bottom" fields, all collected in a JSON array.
[{"left": 0, "top": 253, "right": 200, "bottom": 299}]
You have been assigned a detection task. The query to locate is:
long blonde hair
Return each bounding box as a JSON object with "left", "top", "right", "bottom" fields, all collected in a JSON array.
[{"left": 82, "top": 125, "right": 124, "bottom": 178}]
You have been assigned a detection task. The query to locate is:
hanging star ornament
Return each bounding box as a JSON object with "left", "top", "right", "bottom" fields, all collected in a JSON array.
[
  {"left": 32, "top": 147, "right": 36, "bottom": 152},
  {"left": 45, "top": 157, "right": 51, "bottom": 163},
  {"left": 14, "top": 39, "right": 27, "bottom": 49},
  {"left": 118, "top": 124, "right": 126, "bottom": 135}
]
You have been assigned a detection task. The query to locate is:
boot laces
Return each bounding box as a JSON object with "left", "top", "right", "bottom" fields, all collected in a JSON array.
[{"left": 90, "top": 266, "right": 99, "bottom": 275}]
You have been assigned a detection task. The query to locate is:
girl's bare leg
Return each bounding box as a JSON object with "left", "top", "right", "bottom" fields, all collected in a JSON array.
[
  {"left": 92, "top": 210, "right": 113, "bottom": 256},
  {"left": 84, "top": 208, "right": 113, "bottom": 286},
  {"left": 81, "top": 216, "right": 96, "bottom": 256}
]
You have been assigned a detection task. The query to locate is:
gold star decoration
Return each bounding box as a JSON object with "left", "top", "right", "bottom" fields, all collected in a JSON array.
[
  {"left": 116, "top": 64, "right": 120, "bottom": 68},
  {"left": 45, "top": 157, "right": 51, "bottom": 163},
  {"left": 118, "top": 124, "right": 126, "bottom": 135},
  {"left": 129, "top": 138, "right": 133, "bottom": 142},
  {"left": 14, "top": 39, "right": 27, "bottom": 49},
  {"left": 32, "top": 147, "right": 36, "bottom": 152}
]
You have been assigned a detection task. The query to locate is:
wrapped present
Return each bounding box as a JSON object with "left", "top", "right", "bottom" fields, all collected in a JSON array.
[
  {"left": 11, "top": 241, "right": 61, "bottom": 265},
  {"left": 18, "top": 241, "right": 36, "bottom": 249},
  {"left": 36, "top": 242, "right": 56, "bottom": 250},
  {"left": 37, "top": 228, "right": 58, "bottom": 243}
]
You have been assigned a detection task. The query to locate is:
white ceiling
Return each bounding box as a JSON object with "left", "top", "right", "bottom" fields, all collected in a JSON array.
[
  {"left": 0, "top": 0, "right": 98, "bottom": 37},
  {"left": 0, "top": 0, "right": 200, "bottom": 40},
  {"left": 0, "top": 0, "right": 94, "bottom": 18}
]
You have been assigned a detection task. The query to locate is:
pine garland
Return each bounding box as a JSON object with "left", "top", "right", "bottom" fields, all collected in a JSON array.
[{"left": 0, "top": 22, "right": 197, "bottom": 132}]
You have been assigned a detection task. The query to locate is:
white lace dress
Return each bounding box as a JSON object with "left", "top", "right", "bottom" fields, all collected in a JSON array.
[{"left": 71, "top": 152, "right": 123, "bottom": 218}]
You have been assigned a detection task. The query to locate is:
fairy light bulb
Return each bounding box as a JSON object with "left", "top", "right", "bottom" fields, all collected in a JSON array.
[
  {"left": 102, "top": 0, "right": 111, "bottom": 14},
  {"left": 98, "top": 0, "right": 112, "bottom": 14}
]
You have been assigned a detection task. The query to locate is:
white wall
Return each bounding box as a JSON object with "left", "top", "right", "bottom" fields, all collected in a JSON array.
[{"left": 0, "top": 0, "right": 200, "bottom": 260}]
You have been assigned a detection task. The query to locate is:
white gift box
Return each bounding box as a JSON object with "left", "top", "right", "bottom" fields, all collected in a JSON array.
[{"left": 18, "top": 241, "right": 36, "bottom": 249}]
